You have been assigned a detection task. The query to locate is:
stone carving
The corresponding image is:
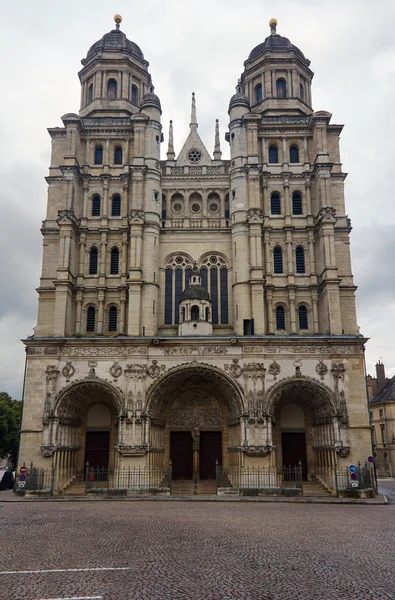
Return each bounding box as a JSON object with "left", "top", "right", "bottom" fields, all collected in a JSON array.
[
  {"left": 109, "top": 361, "right": 123, "bottom": 379},
  {"left": 336, "top": 444, "right": 350, "bottom": 458},
  {"left": 40, "top": 445, "right": 56, "bottom": 457},
  {"left": 162, "top": 346, "right": 227, "bottom": 356},
  {"left": 331, "top": 363, "right": 346, "bottom": 381},
  {"left": 46, "top": 365, "right": 60, "bottom": 382},
  {"left": 62, "top": 361, "right": 75, "bottom": 382},
  {"left": 268, "top": 361, "right": 281, "bottom": 380},
  {"left": 169, "top": 391, "right": 222, "bottom": 427},
  {"left": 44, "top": 348, "right": 58, "bottom": 355},
  {"left": 247, "top": 208, "right": 264, "bottom": 223},
  {"left": 192, "top": 427, "right": 200, "bottom": 450},
  {"left": 244, "top": 345, "right": 363, "bottom": 356},
  {"left": 243, "top": 346, "right": 263, "bottom": 354},
  {"left": 317, "top": 206, "right": 337, "bottom": 224},
  {"left": 117, "top": 444, "right": 149, "bottom": 457},
  {"left": 224, "top": 359, "right": 243, "bottom": 378},
  {"left": 88, "top": 360, "right": 97, "bottom": 377},
  {"left": 146, "top": 360, "right": 165, "bottom": 379},
  {"left": 61, "top": 346, "right": 147, "bottom": 357},
  {"left": 125, "top": 364, "right": 147, "bottom": 380},
  {"left": 243, "top": 363, "right": 266, "bottom": 380},
  {"left": 316, "top": 361, "right": 328, "bottom": 380}
]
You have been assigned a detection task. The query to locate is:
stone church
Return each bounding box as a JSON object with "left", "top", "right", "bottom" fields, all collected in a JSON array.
[{"left": 19, "top": 16, "right": 372, "bottom": 490}]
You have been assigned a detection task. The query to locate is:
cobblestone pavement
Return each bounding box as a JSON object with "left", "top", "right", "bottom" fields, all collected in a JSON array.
[{"left": 0, "top": 502, "right": 394, "bottom": 600}]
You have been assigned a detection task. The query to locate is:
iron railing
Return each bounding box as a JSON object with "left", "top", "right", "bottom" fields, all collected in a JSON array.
[
  {"left": 85, "top": 464, "right": 172, "bottom": 492},
  {"left": 216, "top": 464, "right": 303, "bottom": 492}
]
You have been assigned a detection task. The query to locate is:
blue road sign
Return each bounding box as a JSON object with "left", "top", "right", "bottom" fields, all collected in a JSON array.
[
  {"left": 350, "top": 472, "right": 358, "bottom": 481},
  {"left": 367, "top": 456, "right": 374, "bottom": 463},
  {"left": 19, "top": 473, "right": 26, "bottom": 482},
  {"left": 349, "top": 464, "right": 357, "bottom": 473}
]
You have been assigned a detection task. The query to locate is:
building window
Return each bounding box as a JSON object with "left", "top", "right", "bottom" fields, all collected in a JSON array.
[
  {"left": 86, "top": 306, "right": 96, "bottom": 332},
  {"left": 107, "top": 79, "right": 117, "bottom": 99},
  {"left": 300, "top": 83, "right": 305, "bottom": 101},
  {"left": 114, "top": 146, "right": 123, "bottom": 165},
  {"left": 276, "top": 78, "right": 287, "bottom": 98},
  {"left": 295, "top": 246, "right": 305, "bottom": 273},
  {"left": 292, "top": 191, "right": 302, "bottom": 215},
  {"left": 131, "top": 84, "right": 138, "bottom": 105},
  {"left": 380, "top": 424, "right": 386, "bottom": 445},
  {"left": 276, "top": 305, "right": 285, "bottom": 330},
  {"left": 191, "top": 305, "right": 199, "bottom": 321},
  {"left": 290, "top": 145, "right": 299, "bottom": 163},
  {"left": 110, "top": 247, "right": 119, "bottom": 275},
  {"left": 111, "top": 194, "right": 121, "bottom": 216},
  {"left": 268, "top": 145, "right": 279, "bottom": 164},
  {"left": 298, "top": 305, "right": 308, "bottom": 330},
  {"left": 379, "top": 409, "right": 383, "bottom": 418},
  {"left": 91, "top": 195, "right": 101, "bottom": 216},
  {"left": 89, "top": 247, "right": 98, "bottom": 274},
  {"left": 108, "top": 306, "right": 118, "bottom": 332},
  {"left": 271, "top": 192, "right": 281, "bottom": 214},
  {"left": 94, "top": 146, "right": 103, "bottom": 165},
  {"left": 273, "top": 247, "right": 283, "bottom": 274},
  {"left": 225, "top": 194, "right": 230, "bottom": 219},
  {"left": 255, "top": 83, "right": 263, "bottom": 103},
  {"left": 88, "top": 83, "right": 93, "bottom": 104}
]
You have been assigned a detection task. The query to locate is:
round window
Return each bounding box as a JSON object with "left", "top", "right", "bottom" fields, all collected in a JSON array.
[
  {"left": 209, "top": 203, "right": 219, "bottom": 213},
  {"left": 191, "top": 203, "right": 201, "bottom": 213},
  {"left": 172, "top": 203, "right": 182, "bottom": 213},
  {"left": 188, "top": 149, "right": 202, "bottom": 163}
]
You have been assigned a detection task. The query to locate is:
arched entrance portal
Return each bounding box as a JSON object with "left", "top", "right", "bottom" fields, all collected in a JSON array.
[
  {"left": 146, "top": 364, "right": 244, "bottom": 480},
  {"left": 266, "top": 377, "right": 339, "bottom": 480}
]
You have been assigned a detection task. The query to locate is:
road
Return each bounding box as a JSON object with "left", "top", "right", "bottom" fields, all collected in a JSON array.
[
  {"left": 0, "top": 501, "right": 394, "bottom": 600},
  {"left": 379, "top": 478, "right": 395, "bottom": 503}
]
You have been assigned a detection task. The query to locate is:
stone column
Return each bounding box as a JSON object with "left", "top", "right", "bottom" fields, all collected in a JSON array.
[{"left": 97, "top": 289, "right": 105, "bottom": 334}]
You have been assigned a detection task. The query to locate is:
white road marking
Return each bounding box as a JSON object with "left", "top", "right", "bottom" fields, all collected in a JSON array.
[
  {"left": 0, "top": 566, "right": 132, "bottom": 575},
  {"left": 39, "top": 597, "right": 102, "bottom": 600}
]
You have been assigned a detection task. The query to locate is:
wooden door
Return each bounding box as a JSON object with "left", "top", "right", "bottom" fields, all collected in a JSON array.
[
  {"left": 170, "top": 432, "right": 193, "bottom": 479},
  {"left": 281, "top": 432, "right": 308, "bottom": 480},
  {"left": 85, "top": 431, "right": 110, "bottom": 469},
  {"left": 199, "top": 431, "right": 222, "bottom": 480}
]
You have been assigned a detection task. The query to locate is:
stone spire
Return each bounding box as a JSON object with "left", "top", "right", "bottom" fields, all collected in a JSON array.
[
  {"left": 190, "top": 92, "right": 198, "bottom": 130},
  {"left": 213, "top": 119, "right": 222, "bottom": 160},
  {"left": 167, "top": 120, "right": 175, "bottom": 160}
]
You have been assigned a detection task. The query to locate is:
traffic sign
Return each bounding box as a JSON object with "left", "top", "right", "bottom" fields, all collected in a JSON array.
[
  {"left": 367, "top": 456, "right": 375, "bottom": 463},
  {"left": 350, "top": 472, "right": 358, "bottom": 481},
  {"left": 19, "top": 466, "right": 27, "bottom": 474},
  {"left": 19, "top": 473, "right": 26, "bottom": 482},
  {"left": 348, "top": 464, "right": 357, "bottom": 473},
  {"left": 351, "top": 482, "right": 359, "bottom": 488},
  {"left": 18, "top": 481, "right": 26, "bottom": 488}
]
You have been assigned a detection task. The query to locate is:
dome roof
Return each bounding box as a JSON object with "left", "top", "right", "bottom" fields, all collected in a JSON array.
[
  {"left": 86, "top": 28, "right": 145, "bottom": 62},
  {"left": 140, "top": 91, "right": 162, "bottom": 112},
  {"left": 180, "top": 285, "right": 210, "bottom": 302},
  {"left": 229, "top": 83, "right": 250, "bottom": 111},
  {"left": 248, "top": 34, "right": 308, "bottom": 64}
]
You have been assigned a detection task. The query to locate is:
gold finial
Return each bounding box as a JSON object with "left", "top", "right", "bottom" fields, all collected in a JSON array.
[
  {"left": 114, "top": 14, "right": 122, "bottom": 29},
  {"left": 269, "top": 18, "right": 277, "bottom": 35}
]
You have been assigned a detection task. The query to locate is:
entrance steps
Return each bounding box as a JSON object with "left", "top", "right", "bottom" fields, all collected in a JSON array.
[
  {"left": 171, "top": 479, "right": 217, "bottom": 496},
  {"left": 302, "top": 480, "right": 333, "bottom": 497},
  {"left": 61, "top": 477, "right": 86, "bottom": 496}
]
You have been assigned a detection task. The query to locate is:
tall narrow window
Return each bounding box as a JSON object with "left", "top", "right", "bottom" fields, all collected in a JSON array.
[
  {"left": 88, "top": 83, "right": 93, "bottom": 104},
  {"left": 131, "top": 84, "right": 138, "bottom": 105},
  {"left": 165, "top": 268, "right": 173, "bottom": 324},
  {"left": 89, "top": 247, "right": 98, "bottom": 274},
  {"left": 220, "top": 268, "right": 228, "bottom": 325},
  {"left": 191, "top": 305, "right": 199, "bottom": 321},
  {"left": 91, "top": 195, "right": 101, "bottom": 216},
  {"left": 268, "top": 145, "right": 278, "bottom": 164},
  {"left": 276, "top": 305, "right": 285, "bottom": 330},
  {"left": 255, "top": 83, "right": 263, "bottom": 103},
  {"left": 162, "top": 194, "right": 167, "bottom": 221},
  {"left": 86, "top": 306, "right": 96, "bottom": 332},
  {"left": 107, "top": 79, "right": 117, "bottom": 99},
  {"left": 108, "top": 306, "right": 118, "bottom": 332},
  {"left": 114, "top": 146, "right": 123, "bottom": 165},
  {"left": 210, "top": 268, "right": 218, "bottom": 324},
  {"left": 298, "top": 305, "right": 308, "bottom": 330},
  {"left": 292, "top": 191, "right": 302, "bottom": 215},
  {"left": 295, "top": 246, "right": 305, "bottom": 273},
  {"left": 111, "top": 194, "right": 121, "bottom": 216},
  {"left": 289, "top": 145, "right": 299, "bottom": 163},
  {"left": 224, "top": 194, "right": 230, "bottom": 219},
  {"left": 276, "top": 78, "right": 287, "bottom": 98},
  {"left": 273, "top": 247, "right": 283, "bottom": 274},
  {"left": 271, "top": 192, "right": 281, "bottom": 215},
  {"left": 110, "top": 247, "right": 119, "bottom": 275},
  {"left": 299, "top": 83, "right": 305, "bottom": 101},
  {"left": 94, "top": 146, "right": 103, "bottom": 165},
  {"left": 174, "top": 269, "right": 182, "bottom": 324}
]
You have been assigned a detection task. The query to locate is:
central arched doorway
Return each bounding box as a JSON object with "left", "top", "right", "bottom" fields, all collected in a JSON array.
[{"left": 146, "top": 364, "right": 244, "bottom": 481}]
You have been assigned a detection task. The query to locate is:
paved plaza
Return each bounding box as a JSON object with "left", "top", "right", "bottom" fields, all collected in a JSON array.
[{"left": 0, "top": 501, "right": 394, "bottom": 600}]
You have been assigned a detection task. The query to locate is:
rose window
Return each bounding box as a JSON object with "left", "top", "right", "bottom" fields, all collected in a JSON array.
[
  {"left": 209, "top": 203, "right": 219, "bottom": 213},
  {"left": 191, "top": 203, "right": 201, "bottom": 213},
  {"left": 188, "top": 149, "right": 202, "bottom": 163},
  {"left": 172, "top": 203, "right": 182, "bottom": 213}
]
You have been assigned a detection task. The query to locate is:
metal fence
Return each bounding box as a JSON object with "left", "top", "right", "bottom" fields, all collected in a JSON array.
[
  {"left": 216, "top": 464, "right": 303, "bottom": 492},
  {"left": 85, "top": 465, "right": 172, "bottom": 493}
]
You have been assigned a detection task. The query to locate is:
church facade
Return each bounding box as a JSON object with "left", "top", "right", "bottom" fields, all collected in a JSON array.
[{"left": 19, "top": 16, "right": 372, "bottom": 489}]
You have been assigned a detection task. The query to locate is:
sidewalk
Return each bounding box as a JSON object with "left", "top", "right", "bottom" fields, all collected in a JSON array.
[{"left": 0, "top": 489, "right": 388, "bottom": 505}]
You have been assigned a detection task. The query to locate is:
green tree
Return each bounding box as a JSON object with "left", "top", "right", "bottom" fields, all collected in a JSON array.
[{"left": 0, "top": 392, "right": 21, "bottom": 468}]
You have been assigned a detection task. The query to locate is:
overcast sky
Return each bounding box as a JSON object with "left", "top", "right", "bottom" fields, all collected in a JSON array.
[{"left": 0, "top": 0, "right": 394, "bottom": 399}]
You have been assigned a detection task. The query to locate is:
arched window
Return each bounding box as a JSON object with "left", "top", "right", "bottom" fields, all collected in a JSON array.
[
  {"left": 114, "top": 146, "right": 123, "bottom": 165},
  {"left": 205, "top": 307, "right": 210, "bottom": 322},
  {"left": 292, "top": 191, "right": 302, "bottom": 215},
  {"left": 268, "top": 145, "right": 279, "bottom": 164},
  {"left": 273, "top": 247, "right": 283, "bottom": 274},
  {"left": 89, "top": 247, "right": 98, "bottom": 274},
  {"left": 108, "top": 306, "right": 118, "bottom": 332},
  {"left": 295, "top": 246, "right": 305, "bottom": 273},
  {"left": 298, "top": 305, "right": 308, "bottom": 330},
  {"left": 299, "top": 83, "right": 305, "bottom": 102},
  {"left": 91, "top": 195, "right": 101, "bottom": 216},
  {"left": 276, "top": 305, "right": 285, "bottom": 330},
  {"left": 276, "top": 78, "right": 287, "bottom": 98},
  {"left": 225, "top": 193, "right": 230, "bottom": 219},
  {"left": 255, "top": 83, "right": 263, "bottom": 103},
  {"left": 86, "top": 306, "right": 96, "bottom": 332},
  {"left": 110, "top": 247, "right": 119, "bottom": 275},
  {"left": 271, "top": 192, "right": 281, "bottom": 215},
  {"left": 191, "top": 305, "right": 199, "bottom": 321},
  {"left": 111, "top": 194, "right": 121, "bottom": 216},
  {"left": 131, "top": 84, "right": 138, "bottom": 105},
  {"left": 94, "top": 146, "right": 103, "bottom": 165},
  {"left": 107, "top": 79, "right": 117, "bottom": 99},
  {"left": 88, "top": 83, "right": 93, "bottom": 104},
  {"left": 181, "top": 307, "right": 185, "bottom": 323},
  {"left": 290, "top": 145, "right": 299, "bottom": 163}
]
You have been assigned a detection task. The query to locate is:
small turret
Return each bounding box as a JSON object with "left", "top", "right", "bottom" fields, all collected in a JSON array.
[{"left": 178, "top": 264, "right": 212, "bottom": 336}]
